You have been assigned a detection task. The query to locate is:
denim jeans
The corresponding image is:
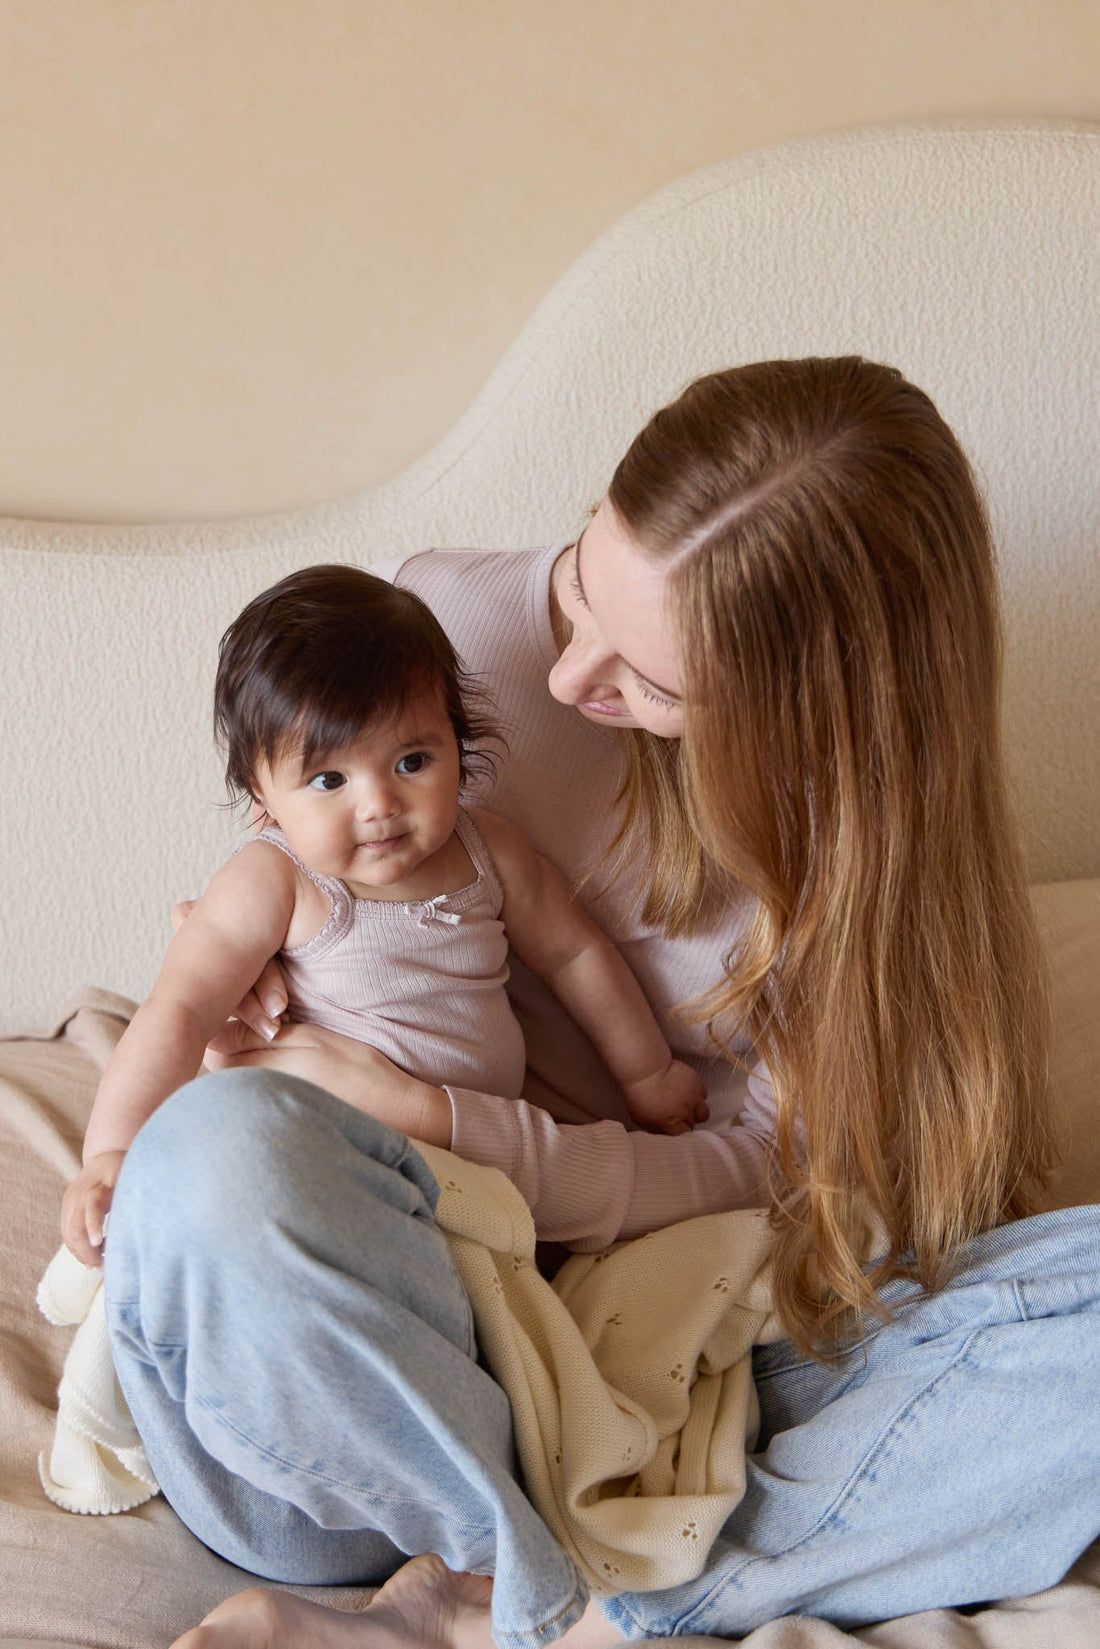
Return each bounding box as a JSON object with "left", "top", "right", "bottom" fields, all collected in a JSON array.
[{"left": 105, "top": 1070, "right": 1100, "bottom": 1646}]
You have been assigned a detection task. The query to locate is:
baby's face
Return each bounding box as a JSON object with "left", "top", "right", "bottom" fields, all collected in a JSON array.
[{"left": 252, "top": 688, "right": 462, "bottom": 896}]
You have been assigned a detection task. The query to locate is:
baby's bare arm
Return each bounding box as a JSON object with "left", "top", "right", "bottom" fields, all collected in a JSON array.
[
  {"left": 84, "top": 846, "right": 299, "bottom": 1160},
  {"left": 471, "top": 809, "right": 701, "bottom": 1109},
  {"left": 64, "top": 848, "right": 298, "bottom": 1264},
  {"left": 61, "top": 848, "right": 302, "bottom": 1264},
  {"left": 171, "top": 895, "right": 289, "bottom": 1043}
]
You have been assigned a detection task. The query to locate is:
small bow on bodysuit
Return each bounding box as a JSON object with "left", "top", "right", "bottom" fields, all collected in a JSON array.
[{"left": 408, "top": 894, "right": 462, "bottom": 927}]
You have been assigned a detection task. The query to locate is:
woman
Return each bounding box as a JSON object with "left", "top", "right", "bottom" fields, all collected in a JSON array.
[{"left": 103, "top": 358, "right": 1100, "bottom": 1649}]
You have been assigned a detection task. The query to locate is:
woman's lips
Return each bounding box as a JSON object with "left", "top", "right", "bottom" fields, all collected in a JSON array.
[{"left": 580, "top": 699, "right": 628, "bottom": 718}]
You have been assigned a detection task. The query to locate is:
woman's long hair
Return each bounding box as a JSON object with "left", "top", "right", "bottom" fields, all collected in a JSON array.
[{"left": 608, "top": 357, "right": 1055, "bottom": 1357}]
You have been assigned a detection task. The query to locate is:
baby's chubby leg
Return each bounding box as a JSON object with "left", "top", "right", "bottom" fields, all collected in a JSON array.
[{"left": 104, "top": 1068, "right": 584, "bottom": 1647}]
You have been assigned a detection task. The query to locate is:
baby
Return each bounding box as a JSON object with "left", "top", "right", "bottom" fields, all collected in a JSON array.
[{"left": 62, "top": 564, "right": 707, "bottom": 1267}]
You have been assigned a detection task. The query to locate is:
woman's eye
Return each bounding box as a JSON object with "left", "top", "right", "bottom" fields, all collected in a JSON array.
[
  {"left": 308, "top": 771, "right": 346, "bottom": 792},
  {"left": 569, "top": 560, "right": 589, "bottom": 609},
  {"left": 396, "top": 752, "right": 428, "bottom": 775},
  {"left": 633, "top": 674, "right": 677, "bottom": 711}
]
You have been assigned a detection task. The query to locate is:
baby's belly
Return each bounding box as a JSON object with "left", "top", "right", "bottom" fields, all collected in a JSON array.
[{"left": 286, "top": 986, "right": 528, "bottom": 1098}]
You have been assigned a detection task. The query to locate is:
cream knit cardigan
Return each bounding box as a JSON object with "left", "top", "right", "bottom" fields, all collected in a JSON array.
[{"left": 40, "top": 1144, "right": 778, "bottom": 1596}]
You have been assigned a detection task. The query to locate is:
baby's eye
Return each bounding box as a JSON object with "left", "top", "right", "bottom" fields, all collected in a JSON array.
[
  {"left": 308, "top": 770, "right": 346, "bottom": 792},
  {"left": 396, "top": 752, "right": 429, "bottom": 775}
]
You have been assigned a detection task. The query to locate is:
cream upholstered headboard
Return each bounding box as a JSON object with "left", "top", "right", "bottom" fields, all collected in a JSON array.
[{"left": 1, "top": 119, "right": 1097, "bottom": 1031}]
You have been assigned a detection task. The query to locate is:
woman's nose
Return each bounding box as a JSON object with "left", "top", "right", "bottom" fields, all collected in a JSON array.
[{"left": 548, "top": 630, "right": 617, "bottom": 706}]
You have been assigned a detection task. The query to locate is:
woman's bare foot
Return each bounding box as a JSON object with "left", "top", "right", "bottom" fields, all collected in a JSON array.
[
  {"left": 169, "top": 1554, "right": 495, "bottom": 1649},
  {"left": 168, "top": 1552, "right": 625, "bottom": 1649}
]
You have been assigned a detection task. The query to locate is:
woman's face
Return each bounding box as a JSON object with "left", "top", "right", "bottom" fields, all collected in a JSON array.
[{"left": 548, "top": 500, "right": 685, "bottom": 737}]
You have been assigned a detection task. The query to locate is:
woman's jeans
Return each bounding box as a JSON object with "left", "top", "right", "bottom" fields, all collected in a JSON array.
[{"left": 104, "top": 1070, "right": 1100, "bottom": 1646}]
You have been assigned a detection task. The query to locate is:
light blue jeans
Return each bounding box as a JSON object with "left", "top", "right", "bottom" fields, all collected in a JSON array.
[{"left": 105, "top": 1070, "right": 1100, "bottom": 1646}]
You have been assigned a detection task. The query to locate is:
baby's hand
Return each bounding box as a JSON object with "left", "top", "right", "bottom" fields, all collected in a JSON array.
[
  {"left": 60, "top": 1151, "right": 127, "bottom": 1269},
  {"left": 623, "top": 1059, "right": 709, "bottom": 1136}
]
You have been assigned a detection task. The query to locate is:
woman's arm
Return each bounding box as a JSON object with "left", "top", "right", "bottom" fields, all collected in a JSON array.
[
  {"left": 446, "top": 1062, "right": 776, "bottom": 1250},
  {"left": 212, "top": 1022, "right": 454, "bottom": 1146},
  {"left": 194, "top": 1013, "right": 774, "bottom": 1247}
]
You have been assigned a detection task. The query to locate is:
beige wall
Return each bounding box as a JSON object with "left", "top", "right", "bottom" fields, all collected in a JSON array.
[{"left": 1, "top": 0, "right": 1096, "bottom": 522}]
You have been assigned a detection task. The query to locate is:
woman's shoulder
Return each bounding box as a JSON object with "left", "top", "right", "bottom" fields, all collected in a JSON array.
[
  {"left": 400, "top": 548, "right": 568, "bottom": 737},
  {"left": 397, "top": 544, "right": 556, "bottom": 592},
  {"left": 396, "top": 546, "right": 561, "bottom": 654}
]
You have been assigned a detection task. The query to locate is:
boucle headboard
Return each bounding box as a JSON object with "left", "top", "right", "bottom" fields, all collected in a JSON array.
[{"left": 2, "top": 119, "right": 1097, "bottom": 1032}]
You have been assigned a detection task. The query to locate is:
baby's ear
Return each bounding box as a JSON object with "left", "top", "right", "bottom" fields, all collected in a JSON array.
[{"left": 250, "top": 797, "right": 274, "bottom": 832}]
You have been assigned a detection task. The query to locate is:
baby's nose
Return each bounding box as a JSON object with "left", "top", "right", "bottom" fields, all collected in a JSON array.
[{"left": 357, "top": 783, "right": 398, "bottom": 819}]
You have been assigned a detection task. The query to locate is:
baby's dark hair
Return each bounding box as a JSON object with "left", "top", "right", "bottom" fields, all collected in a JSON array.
[{"left": 214, "top": 563, "right": 502, "bottom": 804}]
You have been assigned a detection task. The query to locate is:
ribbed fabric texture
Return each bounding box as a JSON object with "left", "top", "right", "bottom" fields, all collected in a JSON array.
[
  {"left": 239, "top": 808, "right": 527, "bottom": 1095},
  {"left": 396, "top": 548, "right": 778, "bottom": 1250}
]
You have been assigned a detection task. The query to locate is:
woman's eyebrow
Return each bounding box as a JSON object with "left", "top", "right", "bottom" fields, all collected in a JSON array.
[{"left": 575, "top": 531, "right": 683, "bottom": 703}]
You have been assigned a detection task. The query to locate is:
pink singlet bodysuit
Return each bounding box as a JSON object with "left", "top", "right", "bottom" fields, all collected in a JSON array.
[{"left": 240, "top": 807, "right": 527, "bottom": 1095}]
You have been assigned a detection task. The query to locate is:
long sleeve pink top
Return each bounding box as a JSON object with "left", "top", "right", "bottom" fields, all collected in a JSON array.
[{"left": 385, "top": 545, "right": 778, "bottom": 1251}]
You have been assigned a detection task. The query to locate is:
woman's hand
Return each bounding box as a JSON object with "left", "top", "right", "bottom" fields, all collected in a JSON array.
[
  {"left": 208, "top": 1018, "right": 454, "bottom": 1149},
  {"left": 171, "top": 898, "right": 287, "bottom": 1042}
]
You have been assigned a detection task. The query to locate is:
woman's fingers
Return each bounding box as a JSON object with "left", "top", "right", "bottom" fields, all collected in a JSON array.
[
  {"left": 207, "top": 1024, "right": 452, "bottom": 1146},
  {"left": 204, "top": 1015, "right": 276, "bottom": 1058},
  {"left": 233, "top": 991, "right": 283, "bottom": 1042},
  {"left": 228, "top": 958, "right": 288, "bottom": 1039}
]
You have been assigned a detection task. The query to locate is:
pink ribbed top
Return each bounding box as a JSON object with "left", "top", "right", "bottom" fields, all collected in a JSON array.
[{"left": 388, "top": 546, "right": 778, "bottom": 1252}]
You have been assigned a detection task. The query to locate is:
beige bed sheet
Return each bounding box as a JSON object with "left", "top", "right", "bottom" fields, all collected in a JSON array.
[{"left": 2, "top": 881, "right": 1097, "bottom": 1647}]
